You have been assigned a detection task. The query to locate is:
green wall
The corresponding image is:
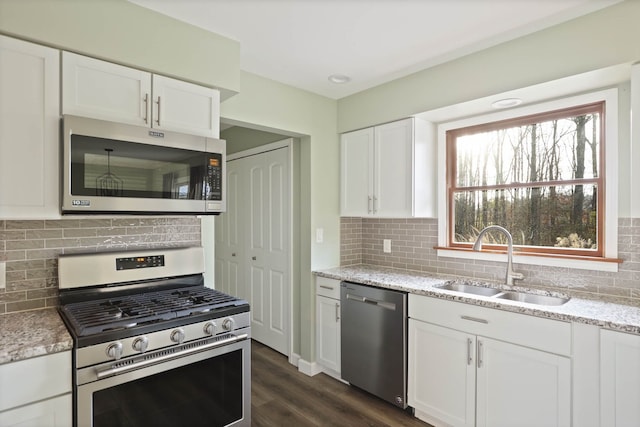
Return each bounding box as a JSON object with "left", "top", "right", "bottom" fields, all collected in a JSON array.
[
  {"left": 338, "top": 0, "right": 640, "bottom": 132},
  {"left": 222, "top": 126, "right": 289, "bottom": 155}
]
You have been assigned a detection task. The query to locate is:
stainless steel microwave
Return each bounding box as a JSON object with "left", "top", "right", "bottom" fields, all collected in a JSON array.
[{"left": 62, "top": 115, "right": 226, "bottom": 215}]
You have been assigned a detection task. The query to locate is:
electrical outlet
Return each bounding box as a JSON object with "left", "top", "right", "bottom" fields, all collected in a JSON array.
[{"left": 383, "top": 239, "right": 391, "bottom": 253}]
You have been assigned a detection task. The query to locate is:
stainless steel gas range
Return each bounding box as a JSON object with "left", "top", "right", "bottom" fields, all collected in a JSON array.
[{"left": 57, "top": 247, "right": 251, "bottom": 427}]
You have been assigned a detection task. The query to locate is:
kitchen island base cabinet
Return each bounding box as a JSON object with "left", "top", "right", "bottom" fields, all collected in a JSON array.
[
  {"left": 408, "top": 295, "right": 571, "bottom": 427},
  {"left": 601, "top": 329, "right": 640, "bottom": 427}
]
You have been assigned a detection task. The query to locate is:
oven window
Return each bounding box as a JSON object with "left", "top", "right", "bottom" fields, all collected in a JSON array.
[
  {"left": 70, "top": 134, "right": 222, "bottom": 201},
  {"left": 93, "top": 349, "right": 243, "bottom": 427}
]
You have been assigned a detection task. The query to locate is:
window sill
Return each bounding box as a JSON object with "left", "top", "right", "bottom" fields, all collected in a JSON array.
[{"left": 435, "top": 247, "right": 621, "bottom": 273}]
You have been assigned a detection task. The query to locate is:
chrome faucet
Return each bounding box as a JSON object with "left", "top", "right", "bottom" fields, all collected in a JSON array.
[{"left": 473, "top": 225, "right": 524, "bottom": 286}]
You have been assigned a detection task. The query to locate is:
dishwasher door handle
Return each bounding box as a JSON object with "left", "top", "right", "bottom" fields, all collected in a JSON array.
[{"left": 346, "top": 293, "right": 396, "bottom": 311}]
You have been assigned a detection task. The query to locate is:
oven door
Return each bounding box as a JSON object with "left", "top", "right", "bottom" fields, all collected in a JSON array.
[{"left": 77, "top": 337, "right": 250, "bottom": 427}]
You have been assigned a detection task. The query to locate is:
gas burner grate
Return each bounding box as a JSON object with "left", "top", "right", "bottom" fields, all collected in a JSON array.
[{"left": 60, "top": 286, "right": 242, "bottom": 336}]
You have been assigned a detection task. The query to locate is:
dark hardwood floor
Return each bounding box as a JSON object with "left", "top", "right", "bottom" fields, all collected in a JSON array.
[{"left": 251, "top": 340, "right": 433, "bottom": 427}]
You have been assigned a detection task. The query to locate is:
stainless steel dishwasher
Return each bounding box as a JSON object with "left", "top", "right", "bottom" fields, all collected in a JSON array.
[{"left": 340, "top": 281, "right": 408, "bottom": 409}]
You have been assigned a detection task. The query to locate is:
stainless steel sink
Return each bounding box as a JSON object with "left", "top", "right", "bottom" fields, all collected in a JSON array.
[
  {"left": 494, "top": 291, "right": 570, "bottom": 306},
  {"left": 438, "top": 283, "right": 502, "bottom": 297},
  {"left": 436, "top": 282, "right": 570, "bottom": 306}
]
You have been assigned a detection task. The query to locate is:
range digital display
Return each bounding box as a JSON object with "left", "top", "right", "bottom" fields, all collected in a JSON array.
[{"left": 116, "top": 255, "right": 165, "bottom": 270}]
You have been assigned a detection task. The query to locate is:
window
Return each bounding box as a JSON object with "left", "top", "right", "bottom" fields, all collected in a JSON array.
[
  {"left": 437, "top": 88, "right": 619, "bottom": 268},
  {"left": 448, "top": 102, "right": 604, "bottom": 257}
]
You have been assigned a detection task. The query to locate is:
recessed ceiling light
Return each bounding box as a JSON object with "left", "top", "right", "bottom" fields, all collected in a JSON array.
[
  {"left": 328, "top": 74, "right": 351, "bottom": 84},
  {"left": 491, "top": 98, "right": 523, "bottom": 109}
]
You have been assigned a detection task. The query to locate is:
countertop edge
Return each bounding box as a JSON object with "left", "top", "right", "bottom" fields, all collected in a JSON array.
[
  {"left": 315, "top": 265, "right": 640, "bottom": 336},
  {"left": 0, "top": 308, "right": 74, "bottom": 365}
]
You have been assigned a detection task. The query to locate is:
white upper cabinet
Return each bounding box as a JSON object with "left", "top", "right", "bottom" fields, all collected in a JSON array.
[
  {"left": 62, "top": 51, "right": 151, "bottom": 126},
  {"left": 340, "top": 117, "right": 435, "bottom": 218},
  {"left": 0, "top": 35, "right": 60, "bottom": 219},
  {"left": 152, "top": 74, "right": 220, "bottom": 137},
  {"left": 62, "top": 52, "right": 220, "bottom": 137}
]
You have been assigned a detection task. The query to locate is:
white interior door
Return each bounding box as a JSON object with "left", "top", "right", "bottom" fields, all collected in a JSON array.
[
  {"left": 215, "top": 144, "right": 291, "bottom": 356},
  {"left": 214, "top": 161, "right": 244, "bottom": 299},
  {"left": 246, "top": 147, "right": 290, "bottom": 355}
]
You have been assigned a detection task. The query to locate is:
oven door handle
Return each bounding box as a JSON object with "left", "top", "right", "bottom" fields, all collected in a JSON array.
[{"left": 96, "top": 333, "right": 249, "bottom": 379}]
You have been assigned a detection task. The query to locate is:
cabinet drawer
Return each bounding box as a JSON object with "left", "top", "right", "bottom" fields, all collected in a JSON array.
[
  {"left": 409, "top": 295, "right": 570, "bottom": 356},
  {"left": 316, "top": 277, "right": 341, "bottom": 299},
  {"left": 0, "top": 351, "right": 71, "bottom": 412}
]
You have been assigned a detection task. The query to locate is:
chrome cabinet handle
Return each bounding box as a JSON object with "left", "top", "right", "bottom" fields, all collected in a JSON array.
[
  {"left": 467, "top": 338, "right": 473, "bottom": 365},
  {"left": 373, "top": 196, "right": 377, "bottom": 214},
  {"left": 368, "top": 196, "right": 372, "bottom": 214},
  {"left": 319, "top": 285, "right": 334, "bottom": 290},
  {"left": 155, "top": 96, "right": 161, "bottom": 126},
  {"left": 143, "top": 93, "right": 149, "bottom": 124},
  {"left": 335, "top": 303, "right": 340, "bottom": 322},
  {"left": 461, "top": 315, "right": 488, "bottom": 324},
  {"left": 477, "top": 340, "right": 484, "bottom": 368}
]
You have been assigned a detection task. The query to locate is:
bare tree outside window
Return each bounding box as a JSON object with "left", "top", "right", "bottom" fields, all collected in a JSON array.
[{"left": 447, "top": 102, "right": 604, "bottom": 257}]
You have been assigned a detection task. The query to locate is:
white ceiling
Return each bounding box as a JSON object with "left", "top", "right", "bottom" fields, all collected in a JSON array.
[{"left": 129, "top": 0, "right": 621, "bottom": 100}]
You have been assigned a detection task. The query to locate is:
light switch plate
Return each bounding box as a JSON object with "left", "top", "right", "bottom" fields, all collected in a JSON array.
[
  {"left": 383, "top": 239, "right": 391, "bottom": 253},
  {"left": 0, "top": 262, "right": 5, "bottom": 290},
  {"left": 316, "top": 228, "right": 324, "bottom": 243}
]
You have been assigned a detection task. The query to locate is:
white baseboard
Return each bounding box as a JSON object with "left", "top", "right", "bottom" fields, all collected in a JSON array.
[{"left": 296, "top": 356, "right": 323, "bottom": 377}]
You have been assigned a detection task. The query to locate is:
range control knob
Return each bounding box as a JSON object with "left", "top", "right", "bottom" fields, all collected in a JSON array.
[
  {"left": 132, "top": 336, "right": 149, "bottom": 353},
  {"left": 170, "top": 328, "right": 186, "bottom": 344},
  {"left": 221, "top": 317, "right": 235, "bottom": 332},
  {"left": 203, "top": 321, "right": 217, "bottom": 336},
  {"left": 106, "top": 342, "right": 123, "bottom": 360}
]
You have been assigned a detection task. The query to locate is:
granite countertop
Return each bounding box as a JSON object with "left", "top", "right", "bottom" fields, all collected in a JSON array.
[
  {"left": 0, "top": 309, "right": 73, "bottom": 365},
  {"left": 315, "top": 264, "right": 640, "bottom": 335}
]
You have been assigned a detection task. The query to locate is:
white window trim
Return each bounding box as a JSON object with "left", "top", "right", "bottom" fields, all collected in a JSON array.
[{"left": 437, "top": 88, "right": 619, "bottom": 272}]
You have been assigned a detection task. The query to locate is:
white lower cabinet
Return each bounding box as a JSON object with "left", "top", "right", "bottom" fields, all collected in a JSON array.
[
  {"left": 600, "top": 329, "right": 640, "bottom": 427},
  {"left": 0, "top": 394, "right": 71, "bottom": 427},
  {"left": 316, "top": 277, "right": 341, "bottom": 376},
  {"left": 408, "top": 295, "right": 571, "bottom": 427},
  {"left": 0, "top": 351, "right": 72, "bottom": 427}
]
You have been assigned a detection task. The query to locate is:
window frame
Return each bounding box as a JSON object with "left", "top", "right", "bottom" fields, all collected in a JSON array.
[
  {"left": 436, "top": 88, "right": 619, "bottom": 272},
  {"left": 447, "top": 101, "right": 605, "bottom": 257}
]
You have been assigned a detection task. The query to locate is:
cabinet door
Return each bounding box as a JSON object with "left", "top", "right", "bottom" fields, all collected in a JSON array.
[
  {"left": 340, "top": 127, "right": 374, "bottom": 216},
  {"left": 408, "top": 319, "right": 475, "bottom": 427},
  {"left": 316, "top": 295, "right": 341, "bottom": 373},
  {"left": 0, "top": 394, "right": 71, "bottom": 427},
  {"left": 374, "top": 118, "right": 413, "bottom": 217},
  {"left": 476, "top": 337, "right": 570, "bottom": 427},
  {"left": 62, "top": 51, "right": 151, "bottom": 126},
  {"left": 152, "top": 75, "right": 220, "bottom": 137},
  {"left": 0, "top": 36, "right": 60, "bottom": 219},
  {"left": 601, "top": 330, "right": 640, "bottom": 427}
]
